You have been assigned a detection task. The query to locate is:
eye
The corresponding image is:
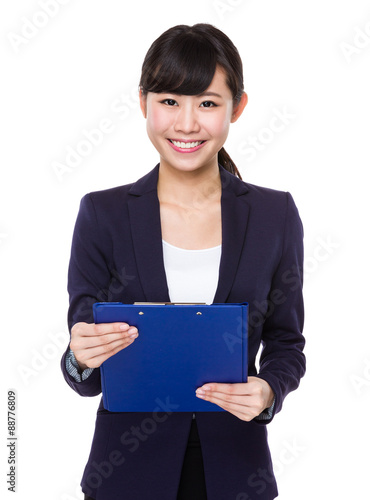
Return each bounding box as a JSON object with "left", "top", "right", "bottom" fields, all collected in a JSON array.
[
  {"left": 161, "top": 99, "right": 178, "bottom": 106},
  {"left": 200, "top": 101, "right": 217, "bottom": 108}
]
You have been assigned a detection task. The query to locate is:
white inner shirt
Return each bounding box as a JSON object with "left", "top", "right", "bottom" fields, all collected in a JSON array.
[
  {"left": 162, "top": 239, "right": 222, "bottom": 304},
  {"left": 162, "top": 239, "right": 222, "bottom": 419}
]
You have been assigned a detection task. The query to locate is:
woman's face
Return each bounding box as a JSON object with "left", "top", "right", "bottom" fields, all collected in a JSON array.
[{"left": 140, "top": 66, "right": 246, "bottom": 174}]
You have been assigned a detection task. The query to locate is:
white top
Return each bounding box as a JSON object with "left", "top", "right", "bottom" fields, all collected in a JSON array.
[{"left": 162, "top": 239, "right": 222, "bottom": 304}]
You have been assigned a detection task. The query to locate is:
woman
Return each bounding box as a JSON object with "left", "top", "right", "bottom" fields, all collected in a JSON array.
[{"left": 61, "top": 23, "right": 305, "bottom": 500}]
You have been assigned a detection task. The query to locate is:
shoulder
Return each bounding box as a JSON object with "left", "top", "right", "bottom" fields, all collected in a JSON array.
[
  {"left": 221, "top": 166, "right": 292, "bottom": 209},
  {"left": 73, "top": 183, "right": 135, "bottom": 233},
  {"left": 240, "top": 179, "right": 299, "bottom": 215},
  {"left": 78, "top": 182, "right": 136, "bottom": 218},
  {"left": 244, "top": 181, "right": 288, "bottom": 201},
  {"left": 86, "top": 182, "right": 134, "bottom": 204},
  {"left": 80, "top": 164, "right": 160, "bottom": 211},
  {"left": 234, "top": 178, "right": 303, "bottom": 235}
]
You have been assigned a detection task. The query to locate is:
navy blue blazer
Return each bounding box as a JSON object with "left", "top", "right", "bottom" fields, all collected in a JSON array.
[{"left": 61, "top": 163, "right": 305, "bottom": 500}]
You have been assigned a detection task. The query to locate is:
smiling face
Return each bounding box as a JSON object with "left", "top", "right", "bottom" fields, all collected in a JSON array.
[{"left": 139, "top": 66, "right": 247, "bottom": 175}]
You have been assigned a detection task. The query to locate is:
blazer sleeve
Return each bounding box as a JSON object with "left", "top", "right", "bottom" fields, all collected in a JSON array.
[
  {"left": 60, "top": 193, "right": 112, "bottom": 397},
  {"left": 254, "top": 192, "right": 305, "bottom": 424}
]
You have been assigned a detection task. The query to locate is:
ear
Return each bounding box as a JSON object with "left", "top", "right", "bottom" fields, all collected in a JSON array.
[
  {"left": 231, "top": 92, "right": 248, "bottom": 123},
  {"left": 139, "top": 87, "right": 147, "bottom": 118}
]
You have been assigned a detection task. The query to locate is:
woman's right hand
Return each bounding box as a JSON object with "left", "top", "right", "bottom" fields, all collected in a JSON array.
[{"left": 70, "top": 322, "right": 139, "bottom": 371}]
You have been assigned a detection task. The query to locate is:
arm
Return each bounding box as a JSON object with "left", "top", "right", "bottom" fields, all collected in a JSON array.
[
  {"left": 253, "top": 191, "right": 305, "bottom": 422},
  {"left": 60, "top": 193, "right": 138, "bottom": 397}
]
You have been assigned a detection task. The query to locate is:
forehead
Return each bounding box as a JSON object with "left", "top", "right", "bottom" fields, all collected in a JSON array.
[
  {"left": 147, "top": 65, "right": 232, "bottom": 99},
  {"left": 205, "top": 67, "right": 232, "bottom": 96}
]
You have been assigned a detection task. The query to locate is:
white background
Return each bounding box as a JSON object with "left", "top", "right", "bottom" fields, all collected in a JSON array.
[{"left": 1, "top": 0, "right": 370, "bottom": 498}]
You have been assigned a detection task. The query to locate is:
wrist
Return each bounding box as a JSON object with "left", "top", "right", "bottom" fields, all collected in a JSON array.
[
  {"left": 68, "top": 347, "right": 89, "bottom": 373},
  {"left": 76, "top": 359, "right": 89, "bottom": 372},
  {"left": 263, "top": 381, "right": 275, "bottom": 409},
  {"left": 254, "top": 376, "right": 274, "bottom": 409},
  {"left": 265, "top": 389, "right": 275, "bottom": 409}
]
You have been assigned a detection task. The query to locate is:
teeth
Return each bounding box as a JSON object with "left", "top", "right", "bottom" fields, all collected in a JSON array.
[{"left": 171, "top": 140, "right": 203, "bottom": 149}]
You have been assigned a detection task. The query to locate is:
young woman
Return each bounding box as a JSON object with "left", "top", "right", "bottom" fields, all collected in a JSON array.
[{"left": 61, "top": 23, "right": 305, "bottom": 500}]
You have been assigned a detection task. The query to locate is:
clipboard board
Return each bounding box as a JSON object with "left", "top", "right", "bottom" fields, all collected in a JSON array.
[{"left": 94, "top": 302, "right": 248, "bottom": 412}]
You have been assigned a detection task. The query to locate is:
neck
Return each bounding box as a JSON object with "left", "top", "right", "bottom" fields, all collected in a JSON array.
[{"left": 157, "top": 159, "right": 222, "bottom": 208}]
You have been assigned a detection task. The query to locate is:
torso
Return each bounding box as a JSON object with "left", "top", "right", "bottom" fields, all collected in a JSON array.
[{"left": 159, "top": 199, "right": 222, "bottom": 250}]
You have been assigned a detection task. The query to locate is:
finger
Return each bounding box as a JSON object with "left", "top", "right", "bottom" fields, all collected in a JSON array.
[
  {"left": 196, "top": 392, "right": 259, "bottom": 420},
  {"left": 92, "top": 322, "right": 136, "bottom": 336},
  {"left": 196, "top": 394, "right": 257, "bottom": 421},
  {"left": 196, "top": 389, "right": 254, "bottom": 409},
  {"left": 197, "top": 383, "right": 252, "bottom": 396},
  {"left": 72, "top": 330, "right": 138, "bottom": 350},
  {"left": 74, "top": 322, "right": 134, "bottom": 337},
  {"left": 75, "top": 336, "right": 137, "bottom": 365},
  {"left": 196, "top": 390, "right": 255, "bottom": 407},
  {"left": 196, "top": 386, "right": 265, "bottom": 413}
]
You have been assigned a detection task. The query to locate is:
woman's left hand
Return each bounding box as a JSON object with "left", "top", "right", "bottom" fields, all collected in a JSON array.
[{"left": 195, "top": 376, "right": 275, "bottom": 421}]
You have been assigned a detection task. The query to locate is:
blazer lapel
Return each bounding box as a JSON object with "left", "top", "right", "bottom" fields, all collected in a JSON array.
[
  {"left": 127, "top": 163, "right": 250, "bottom": 304},
  {"left": 213, "top": 167, "right": 250, "bottom": 303},
  {"left": 127, "top": 164, "right": 171, "bottom": 302}
]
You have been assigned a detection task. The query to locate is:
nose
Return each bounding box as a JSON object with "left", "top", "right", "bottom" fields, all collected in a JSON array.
[{"left": 173, "top": 103, "right": 201, "bottom": 134}]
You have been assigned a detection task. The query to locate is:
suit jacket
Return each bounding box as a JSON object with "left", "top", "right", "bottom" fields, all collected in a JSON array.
[{"left": 61, "top": 163, "right": 305, "bottom": 500}]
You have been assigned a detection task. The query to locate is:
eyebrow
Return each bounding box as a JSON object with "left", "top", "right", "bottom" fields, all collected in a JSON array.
[{"left": 197, "top": 91, "right": 223, "bottom": 98}]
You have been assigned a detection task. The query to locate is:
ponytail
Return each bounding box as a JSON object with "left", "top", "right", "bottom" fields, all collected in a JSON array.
[{"left": 218, "top": 147, "right": 243, "bottom": 180}]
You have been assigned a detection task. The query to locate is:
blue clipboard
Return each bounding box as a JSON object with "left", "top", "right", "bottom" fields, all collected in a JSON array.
[{"left": 94, "top": 302, "right": 248, "bottom": 412}]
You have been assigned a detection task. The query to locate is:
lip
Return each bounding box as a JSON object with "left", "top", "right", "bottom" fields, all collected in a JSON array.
[{"left": 167, "top": 139, "right": 206, "bottom": 153}]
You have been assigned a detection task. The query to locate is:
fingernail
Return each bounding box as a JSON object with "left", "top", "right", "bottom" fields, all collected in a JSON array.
[
  {"left": 129, "top": 333, "right": 138, "bottom": 339},
  {"left": 120, "top": 324, "right": 129, "bottom": 330},
  {"left": 196, "top": 389, "right": 205, "bottom": 395},
  {"left": 128, "top": 327, "right": 137, "bottom": 334}
]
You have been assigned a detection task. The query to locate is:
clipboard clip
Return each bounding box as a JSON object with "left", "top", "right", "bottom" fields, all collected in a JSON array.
[{"left": 133, "top": 302, "right": 207, "bottom": 305}]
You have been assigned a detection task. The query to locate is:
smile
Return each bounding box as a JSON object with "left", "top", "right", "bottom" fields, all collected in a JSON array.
[{"left": 168, "top": 139, "right": 206, "bottom": 153}]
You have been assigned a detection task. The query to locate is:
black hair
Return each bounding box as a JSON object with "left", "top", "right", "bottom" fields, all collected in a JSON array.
[{"left": 139, "top": 23, "right": 244, "bottom": 179}]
